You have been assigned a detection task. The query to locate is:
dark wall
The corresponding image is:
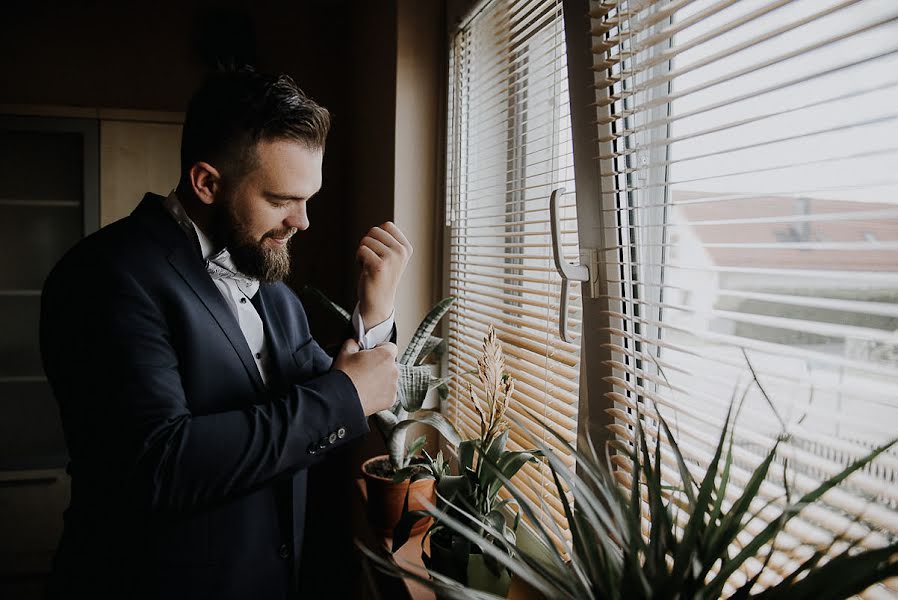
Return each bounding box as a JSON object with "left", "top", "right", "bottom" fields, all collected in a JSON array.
[
  {"left": 0, "top": 2, "right": 437, "bottom": 596},
  {"left": 0, "top": 0, "right": 362, "bottom": 330}
]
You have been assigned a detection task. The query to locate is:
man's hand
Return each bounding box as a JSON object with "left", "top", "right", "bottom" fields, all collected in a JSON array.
[
  {"left": 356, "top": 222, "right": 413, "bottom": 328},
  {"left": 333, "top": 339, "right": 399, "bottom": 416}
]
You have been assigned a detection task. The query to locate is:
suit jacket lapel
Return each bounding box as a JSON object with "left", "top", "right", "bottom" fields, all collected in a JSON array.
[{"left": 133, "top": 193, "right": 267, "bottom": 396}]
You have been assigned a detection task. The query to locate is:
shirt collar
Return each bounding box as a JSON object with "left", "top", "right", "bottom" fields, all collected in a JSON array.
[
  {"left": 163, "top": 189, "right": 217, "bottom": 261},
  {"left": 162, "top": 190, "right": 260, "bottom": 298}
]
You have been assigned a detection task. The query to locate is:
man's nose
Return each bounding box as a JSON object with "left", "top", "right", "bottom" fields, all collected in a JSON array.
[{"left": 285, "top": 203, "right": 309, "bottom": 231}]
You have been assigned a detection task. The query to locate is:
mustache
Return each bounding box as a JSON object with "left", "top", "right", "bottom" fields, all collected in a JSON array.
[{"left": 266, "top": 227, "right": 298, "bottom": 240}]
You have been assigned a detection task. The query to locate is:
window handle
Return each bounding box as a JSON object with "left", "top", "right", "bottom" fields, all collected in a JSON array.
[{"left": 550, "top": 188, "right": 589, "bottom": 343}]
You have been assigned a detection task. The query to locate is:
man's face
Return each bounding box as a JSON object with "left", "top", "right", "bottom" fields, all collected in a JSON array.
[{"left": 212, "top": 138, "right": 323, "bottom": 283}]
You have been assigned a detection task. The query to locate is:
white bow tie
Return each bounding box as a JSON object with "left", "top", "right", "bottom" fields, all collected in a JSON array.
[{"left": 205, "top": 249, "right": 260, "bottom": 298}]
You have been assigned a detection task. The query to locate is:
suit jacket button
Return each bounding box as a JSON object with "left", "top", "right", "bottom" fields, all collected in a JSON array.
[
  {"left": 328, "top": 432, "right": 338, "bottom": 444},
  {"left": 337, "top": 427, "right": 347, "bottom": 439},
  {"left": 308, "top": 444, "right": 318, "bottom": 455},
  {"left": 279, "top": 543, "right": 290, "bottom": 559}
]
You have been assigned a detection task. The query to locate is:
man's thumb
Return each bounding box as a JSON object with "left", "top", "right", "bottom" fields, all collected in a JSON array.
[{"left": 341, "top": 338, "right": 361, "bottom": 354}]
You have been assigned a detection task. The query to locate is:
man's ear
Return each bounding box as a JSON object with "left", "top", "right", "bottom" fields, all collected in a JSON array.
[{"left": 187, "top": 161, "right": 222, "bottom": 206}]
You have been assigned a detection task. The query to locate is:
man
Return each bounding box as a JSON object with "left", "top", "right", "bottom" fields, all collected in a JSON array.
[{"left": 39, "top": 69, "right": 409, "bottom": 599}]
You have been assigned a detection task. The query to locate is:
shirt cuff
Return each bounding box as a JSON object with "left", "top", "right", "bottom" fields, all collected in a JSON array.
[{"left": 351, "top": 304, "right": 396, "bottom": 350}]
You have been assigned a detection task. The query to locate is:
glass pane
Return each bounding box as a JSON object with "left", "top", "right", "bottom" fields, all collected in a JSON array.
[
  {"left": 0, "top": 381, "right": 67, "bottom": 469},
  {"left": 0, "top": 205, "right": 82, "bottom": 290},
  {"left": 0, "top": 296, "right": 41, "bottom": 377},
  {"left": 661, "top": 0, "right": 898, "bottom": 441},
  {"left": 0, "top": 130, "right": 83, "bottom": 202}
]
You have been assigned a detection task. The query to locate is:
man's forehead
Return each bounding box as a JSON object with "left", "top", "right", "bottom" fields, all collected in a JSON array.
[{"left": 253, "top": 139, "right": 323, "bottom": 195}]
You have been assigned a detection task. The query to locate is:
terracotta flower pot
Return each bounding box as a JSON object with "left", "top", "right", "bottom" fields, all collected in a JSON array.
[{"left": 361, "top": 454, "right": 435, "bottom": 538}]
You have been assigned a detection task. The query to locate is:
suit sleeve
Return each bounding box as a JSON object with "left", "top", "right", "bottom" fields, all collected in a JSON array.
[{"left": 40, "top": 257, "right": 367, "bottom": 516}]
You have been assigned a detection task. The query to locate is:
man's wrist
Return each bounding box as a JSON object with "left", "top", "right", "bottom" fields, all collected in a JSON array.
[{"left": 359, "top": 305, "right": 392, "bottom": 330}]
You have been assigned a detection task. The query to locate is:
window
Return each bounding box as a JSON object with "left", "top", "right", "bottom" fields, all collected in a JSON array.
[
  {"left": 444, "top": 0, "right": 582, "bottom": 536},
  {"left": 589, "top": 0, "right": 898, "bottom": 592}
]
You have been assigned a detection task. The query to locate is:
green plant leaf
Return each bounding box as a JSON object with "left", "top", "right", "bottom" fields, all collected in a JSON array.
[
  {"left": 392, "top": 465, "right": 422, "bottom": 484},
  {"left": 418, "top": 335, "right": 444, "bottom": 363},
  {"left": 759, "top": 542, "right": 898, "bottom": 600},
  {"left": 706, "top": 438, "right": 898, "bottom": 596},
  {"left": 406, "top": 435, "right": 427, "bottom": 459},
  {"left": 387, "top": 411, "right": 462, "bottom": 467},
  {"left": 426, "top": 494, "right": 565, "bottom": 599},
  {"left": 436, "top": 475, "right": 472, "bottom": 508},
  {"left": 485, "top": 428, "right": 509, "bottom": 464},
  {"left": 667, "top": 402, "right": 733, "bottom": 593},
  {"left": 400, "top": 296, "right": 455, "bottom": 365},
  {"left": 391, "top": 508, "right": 431, "bottom": 553},
  {"left": 398, "top": 364, "right": 436, "bottom": 412},
  {"left": 484, "top": 450, "right": 540, "bottom": 500},
  {"left": 356, "top": 540, "right": 501, "bottom": 600},
  {"left": 471, "top": 445, "right": 594, "bottom": 591},
  {"left": 459, "top": 439, "right": 477, "bottom": 472},
  {"left": 300, "top": 285, "right": 352, "bottom": 324},
  {"left": 705, "top": 441, "right": 780, "bottom": 578}
]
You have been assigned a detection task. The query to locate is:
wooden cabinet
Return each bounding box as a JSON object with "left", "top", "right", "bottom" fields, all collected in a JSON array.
[
  {"left": 0, "top": 108, "right": 181, "bottom": 599},
  {"left": 100, "top": 118, "right": 182, "bottom": 225}
]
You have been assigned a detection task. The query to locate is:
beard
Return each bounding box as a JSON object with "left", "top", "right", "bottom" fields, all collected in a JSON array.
[{"left": 211, "top": 195, "right": 296, "bottom": 284}]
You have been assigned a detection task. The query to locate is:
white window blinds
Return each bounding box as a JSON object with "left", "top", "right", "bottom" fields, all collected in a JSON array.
[
  {"left": 589, "top": 0, "right": 898, "bottom": 595},
  {"left": 445, "top": 0, "right": 582, "bottom": 532}
]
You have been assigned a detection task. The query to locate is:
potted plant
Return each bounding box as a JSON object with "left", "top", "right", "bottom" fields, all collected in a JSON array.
[
  {"left": 303, "top": 288, "right": 463, "bottom": 536},
  {"left": 391, "top": 325, "right": 542, "bottom": 596},
  {"left": 362, "top": 370, "right": 898, "bottom": 599}
]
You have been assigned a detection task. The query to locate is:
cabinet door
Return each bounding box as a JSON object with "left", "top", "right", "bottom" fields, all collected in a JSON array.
[
  {"left": 100, "top": 119, "right": 182, "bottom": 226},
  {"left": 0, "top": 115, "right": 98, "bottom": 598}
]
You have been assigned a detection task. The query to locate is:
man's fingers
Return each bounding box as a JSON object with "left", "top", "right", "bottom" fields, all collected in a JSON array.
[
  {"left": 380, "top": 222, "right": 413, "bottom": 256},
  {"left": 377, "top": 341, "right": 398, "bottom": 359},
  {"left": 357, "top": 245, "right": 383, "bottom": 267},
  {"left": 361, "top": 235, "right": 390, "bottom": 258},
  {"left": 366, "top": 226, "right": 401, "bottom": 252}
]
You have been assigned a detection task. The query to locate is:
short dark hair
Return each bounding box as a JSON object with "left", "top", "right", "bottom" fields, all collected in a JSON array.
[{"left": 180, "top": 68, "right": 331, "bottom": 180}]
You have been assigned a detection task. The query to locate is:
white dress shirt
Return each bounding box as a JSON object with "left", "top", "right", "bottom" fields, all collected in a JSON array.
[{"left": 162, "top": 190, "right": 395, "bottom": 385}]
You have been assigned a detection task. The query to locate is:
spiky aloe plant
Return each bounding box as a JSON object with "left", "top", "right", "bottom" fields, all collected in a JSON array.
[
  {"left": 302, "top": 287, "right": 462, "bottom": 471},
  {"left": 360, "top": 377, "right": 898, "bottom": 600}
]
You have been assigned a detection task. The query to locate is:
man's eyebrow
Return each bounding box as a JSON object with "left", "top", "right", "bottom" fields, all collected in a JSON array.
[{"left": 263, "top": 191, "right": 315, "bottom": 201}]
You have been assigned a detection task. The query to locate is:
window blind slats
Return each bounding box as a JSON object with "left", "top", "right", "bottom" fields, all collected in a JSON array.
[
  {"left": 602, "top": 341, "right": 898, "bottom": 409},
  {"left": 595, "top": 0, "right": 865, "bottom": 83},
  {"left": 450, "top": 278, "right": 581, "bottom": 302},
  {"left": 608, "top": 409, "right": 898, "bottom": 536},
  {"left": 603, "top": 325, "right": 898, "bottom": 412},
  {"left": 596, "top": 5, "right": 898, "bottom": 106},
  {"left": 459, "top": 175, "right": 578, "bottom": 202},
  {"left": 591, "top": 0, "right": 898, "bottom": 594},
  {"left": 596, "top": 77, "right": 898, "bottom": 149},
  {"left": 450, "top": 306, "right": 581, "bottom": 353},
  {"left": 604, "top": 370, "right": 898, "bottom": 496},
  {"left": 604, "top": 308, "right": 898, "bottom": 378},
  {"left": 447, "top": 0, "right": 580, "bottom": 540},
  {"left": 595, "top": 0, "right": 793, "bottom": 65}
]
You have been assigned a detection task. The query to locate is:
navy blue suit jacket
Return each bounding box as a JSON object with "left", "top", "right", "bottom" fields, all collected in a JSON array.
[{"left": 40, "top": 193, "right": 377, "bottom": 599}]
